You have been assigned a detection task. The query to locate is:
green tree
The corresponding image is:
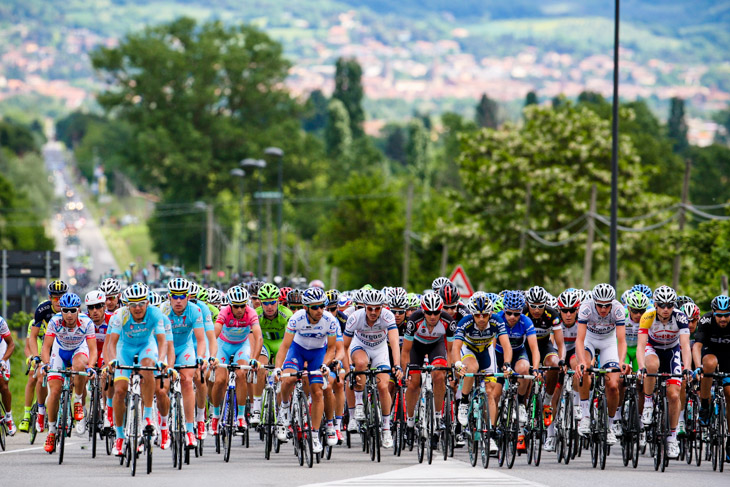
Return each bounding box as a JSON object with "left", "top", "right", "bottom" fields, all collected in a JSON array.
[
  {"left": 301, "top": 89, "right": 329, "bottom": 133},
  {"left": 382, "top": 124, "right": 407, "bottom": 166},
  {"left": 333, "top": 57, "right": 365, "bottom": 138},
  {"left": 0, "top": 168, "right": 53, "bottom": 251},
  {"left": 668, "top": 97, "right": 689, "bottom": 153},
  {"left": 0, "top": 119, "right": 37, "bottom": 155},
  {"left": 525, "top": 91, "right": 538, "bottom": 107},
  {"left": 325, "top": 98, "right": 352, "bottom": 162},
  {"left": 687, "top": 144, "right": 730, "bottom": 206},
  {"left": 475, "top": 93, "right": 498, "bottom": 129},
  {"left": 679, "top": 219, "right": 730, "bottom": 309},
  {"left": 406, "top": 119, "right": 430, "bottom": 180},
  {"left": 713, "top": 104, "right": 730, "bottom": 145},
  {"left": 55, "top": 111, "right": 105, "bottom": 149}
]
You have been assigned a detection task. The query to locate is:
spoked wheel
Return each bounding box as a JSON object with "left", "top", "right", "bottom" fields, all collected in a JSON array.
[
  {"left": 480, "top": 398, "right": 491, "bottom": 469},
  {"left": 58, "top": 392, "right": 69, "bottom": 465},
  {"left": 505, "top": 398, "right": 518, "bottom": 469},
  {"left": 130, "top": 403, "right": 139, "bottom": 477},
  {"left": 29, "top": 404, "right": 38, "bottom": 445},
  {"left": 146, "top": 435, "right": 153, "bottom": 474},
  {"left": 591, "top": 435, "right": 599, "bottom": 468},
  {"left": 426, "top": 393, "right": 434, "bottom": 465},
  {"left": 223, "top": 393, "right": 235, "bottom": 463},
  {"left": 300, "top": 398, "right": 314, "bottom": 468},
  {"left": 466, "top": 401, "right": 477, "bottom": 467},
  {"left": 416, "top": 419, "right": 425, "bottom": 464},
  {"left": 695, "top": 436, "right": 703, "bottom": 467},
  {"left": 106, "top": 429, "right": 115, "bottom": 456}
]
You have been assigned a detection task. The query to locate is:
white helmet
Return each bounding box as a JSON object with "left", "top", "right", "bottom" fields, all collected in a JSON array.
[
  {"left": 592, "top": 283, "right": 616, "bottom": 302},
  {"left": 85, "top": 290, "right": 106, "bottom": 306}
]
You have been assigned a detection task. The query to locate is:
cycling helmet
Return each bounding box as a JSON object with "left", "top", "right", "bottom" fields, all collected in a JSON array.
[
  {"left": 382, "top": 286, "right": 394, "bottom": 299},
  {"left": 279, "top": 286, "right": 292, "bottom": 303},
  {"left": 711, "top": 295, "right": 730, "bottom": 312},
  {"left": 676, "top": 295, "right": 694, "bottom": 308},
  {"left": 85, "top": 290, "right": 105, "bottom": 306},
  {"left": 59, "top": 293, "right": 81, "bottom": 308},
  {"left": 353, "top": 289, "right": 364, "bottom": 305},
  {"left": 493, "top": 296, "right": 505, "bottom": 313},
  {"left": 48, "top": 280, "right": 69, "bottom": 296},
  {"left": 390, "top": 294, "right": 408, "bottom": 310},
  {"left": 187, "top": 281, "right": 201, "bottom": 298},
  {"left": 592, "top": 283, "right": 616, "bottom": 302},
  {"left": 197, "top": 288, "right": 209, "bottom": 302},
  {"left": 99, "top": 277, "right": 121, "bottom": 296},
  {"left": 525, "top": 286, "right": 548, "bottom": 304},
  {"left": 226, "top": 286, "right": 250, "bottom": 305},
  {"left": 302, "top": 287, "right": 326, "bottom": 306},
  {"left": 338, "top": 294, "right": 351, "bottom": 307},
  {"left": 546, "top": 294, "right": 558, "bottom": 310},
  {"left": 406, "top": 293, "right": 420, "bottom": 309},
  {"left": 653, "top": 285, "right": 677, "bottom": 305},
  {"left": 620, "top": 289, "right": 631, "bottom": 306},
  {"left": 391, "top": 287, "right": 407, "bottom": 298},
  {"left": 468, "top": 292, "right": 493, "bottom": 315},
  {"left": 287, "top": 289, "right": 303, "bottom": 306},
  {"left": 123, "top": 282, "right": 149, "bottom": 302},
  {"left": 439, "top": 282, "right": 460, "bottom": 306},
  {"left": 168, "top": 277, "right": 189, "bottom": 294},
  {"left": 431, "top": 276, "right": 451, "bottom": 291},
  {"left": 247, "top": 280, "right": 265, "bottom": 298},
  {"left": 325, "top": 289, "right": 340, "bottom": 307},
  {"left": 557, "top": 289, "right": 581, "bottom": 309},
  {"left": 681, "top": 302, "right": 700, "bottom": 321},
  {"left": 625, "top": 290, "right": 650, "bottom": 311},
  {"left": 631, "top": 284, "right": 653, "bottom": 299},
  {"left": 421, "top": 293, "right": 443, "bottom": 312},
  {"left": 259, "top": 283, "right": 280, "bottom": 301},
  {"left": 148, "top": 291, "right": 163, "bottom": 307},
  {"left": 308, "top": 279, "right": 325, "bottom": 289},
  {"left": 502, "top": 291, "right": 525, "bottom": 311},
  {"left": 207, "top": 288, "right": 223, "bottom": 305},
  {"left": 361, "top": 289, "right": 386, "bottom": 306},
  {"left": 575, "top": 289, "right": 588, "bottom": 304}
]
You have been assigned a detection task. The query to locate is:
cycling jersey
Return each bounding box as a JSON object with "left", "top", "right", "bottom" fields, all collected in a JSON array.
[
  {"left": 215, "top": 304, "right": 259, "bottom": 345},
  {"left": 523, "top": 306, "right": 561, "bottom": 340},
  {"left": 638, "top": 308, "right": 689, "bottom": 349},
  {"left": 109, "top": 306, "right": 167, "bottom": 347},
  {"left": 577, "top": 299, "right": 625, "bottom": 336},
  {"left": 285, "top": 309, "right": 338, "bottom": 350},
  {"left": 454, "top": 314, "right": 506, "bottom": 353},
  {"left": 404, "top": 309, "right": 456, "bottom": 345},
  {"left": 344, "top": 308, "right": 397, "bottom": 348},
  {"left": 256, "top": 305, "right": 292, "bottom": 341},
  {"left": 493, "top": 311, "right": 535, "bottom": 354},
  {"left": 695, "top": 311, "right": 730, "bottom": 376},
  {"left": 159, "top": 301, "right": 204, "bottom": 349},
  {"left": 1, "top": 316, "right": 10, "bottom": 341},
  {"left": 46, "top": 313, "right": 96, "bottom": 351},
  {"left": 91, "top": 318, "right": 108, "bottom": 367},
  {"left": 562, "top": 322, "right": 578, "bottom": 355},
  {"left": 33, "top": 300, "right": 55, "bottom": 335}
]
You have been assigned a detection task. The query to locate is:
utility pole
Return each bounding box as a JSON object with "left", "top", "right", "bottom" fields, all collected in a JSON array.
[
  {"left": 583, "top": 184, "right": 598, "bottom": 290},
  {"left": 518, "top": 183, "right": 532, "bottom": 288},
  {"left": 672, "top": 158, "right": 692, "bottom": 290},
  {"left": 609, "top": 0, "right": 621, "bottom": 288},
  {"left": 402, "top": 183, "right": 414, "bottom": 288},
  {"left": 206, "top": 203, "right": 214, "bottom": 268},
  {"left": 265, "top": 200, "right": 274, "bottom": 280}
]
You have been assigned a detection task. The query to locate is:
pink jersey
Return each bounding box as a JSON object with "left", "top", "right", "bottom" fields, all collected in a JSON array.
[{"left": 215, "top": 305, "right": 259, "bottom": 344}]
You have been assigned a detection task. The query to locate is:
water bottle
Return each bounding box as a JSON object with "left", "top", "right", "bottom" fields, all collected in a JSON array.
[{"left": 686, "top": 401, "right": 693, "bottom": 420}]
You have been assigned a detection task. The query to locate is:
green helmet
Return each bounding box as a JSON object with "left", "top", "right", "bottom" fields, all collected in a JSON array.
[
  {"left": 258, "top": 282, "right": 280, "bottom": 301},
  {"left": 492, "top": 296, "right": 505, "bottom": 313},
  {"left": 197, "top": 288, "right": 209, "bottom": 302},
  {"left": 406, "top": 293, "right": 420, "bottom": 310},
  {"left": 625, "top": 290, "right": 650, "bottom": 311},
  {"left": 361, "top": 284, "right": 374, "bottom": 291}
]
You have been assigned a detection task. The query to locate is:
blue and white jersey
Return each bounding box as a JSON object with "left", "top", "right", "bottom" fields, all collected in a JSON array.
[
  {"left": 159, "top": 301, "right": 204, "bottom": 349},
  {"left": 46, "top": 313, "right": 95, "bottom": 351},
  {"left": 493, "top": 311, "right": 536, "bottom": 354},
  {"left": 578, "top": 299, "right": 625, "bottom": 337},
  {"left": 454, "top": 314, "right": 506, "bottom": 353},
  {"left": 109, "top": 305, "right": 167, "bottom": 347},
  {"left": 286, "top": 309, "right": 338, "bottom": 350},
  {"left": 344, "top": 308, "right": 397, "bottom": 348}
]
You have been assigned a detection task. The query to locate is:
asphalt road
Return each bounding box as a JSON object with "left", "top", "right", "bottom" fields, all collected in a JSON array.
[{"left": 1, "top": 429, "right": 727, "bottom": 486}]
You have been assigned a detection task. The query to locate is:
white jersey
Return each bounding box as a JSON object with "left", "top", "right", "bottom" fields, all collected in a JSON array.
[
  {"left": 46, "top": 313, "right": 96, "bottom": 351},
  {"left": 577, "top": 299, "right": 625, "bottom": 337},
  {"left": 624, "top": 309, "right": 640, "bottom": 348},
  {"left": 344, "top": 308, "right": 397, "bottom": 348},
  {"left": 562, "top": 322, "right": 579, "bottom": 352},
  {"left": 286, "top": 309, "right": 338, "bottom": 350},
  {"left": 0, "top": 317, "right": 9, "bottom": 340}
]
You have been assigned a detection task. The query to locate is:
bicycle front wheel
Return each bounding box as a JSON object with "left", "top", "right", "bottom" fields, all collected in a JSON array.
[
  {"left": 480, "top": 395, "right": 491, "bottom": 469},
  {"left": 505, "top": 395, "right": 518, "bottom": 469},
  {"left": 300, "top": 395, "right": 314, "bottom": 468},
  {"left": 58, "top": 390, "right": 69, "bottom": 464},
  {"left": 426, "top": 390, "right": 434, "bottom": 465},
  {"left": 131, "top": 396, "right": 140, "bottom": 477}
]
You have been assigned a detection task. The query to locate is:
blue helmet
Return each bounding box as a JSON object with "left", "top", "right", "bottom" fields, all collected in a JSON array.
[
  {"left": 59, "top": 293, "right": 81, "bottom": 308},
  {"left": 302, "top": 287, "right": 326, "bottom": 306},
  {"left": 468, "top": 292, "right": 493, "bottom": 315},
  {"left": 711, "top": 295, "right": 730, "bottom": 312},
  {"left": 631, "top": 284, "right": 653, "bottom": 299},
  {"left": 502, "top": 291, "right": 525, "bottom": 311}
]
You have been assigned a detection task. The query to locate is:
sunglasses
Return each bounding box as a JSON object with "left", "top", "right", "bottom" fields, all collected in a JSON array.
[
  {"left": 504, "top": 311, "right": 522, "bottom": 317},
  {"left": 656, "top": 303, "right": 674, "bottom": 309},
  {"left": 128, "top": 301, "right": 147, "bottom": 309},
  {"left": 560, "top": 308, "right": 578, "bottom": 314},
  {"left": 473, "top": 313, "right": 489, "bottom": 318},
  {"left": 327, "top": 306, "right": 337, "bottom": 312},
  {"left": 628, "top": 307, "right": 646, "bottom": 314},
  {"left": 262, "top": 300, "right": 278, "bottom": 306},
  {"left": 308, "top": 304, "right": 325, "bottom": 310},
  {"left": 529, "top": 303, "right": 545, "bottom": 309},
  {"left": 170, "top": 294, "right": 187, "bottom": 300},
  {"left": 366, "top": 306, "right": 382, "bottom": 313},
  {"left": 87, "top": 303, "right": 104, "bottom": 310},
  {"left": 595, "top": 302, "right": 612, "bottom": 309},
  {"left": 61, "top": 308, "right": 78, "bottom": 314},
  {"left": 231, "top": 304, "right": 247, "bottom": 309},
  {"left": 392, "top": 310, "right": 406, "bottom": 315},
  {"left": 290, "top": 305, "right": 303, "bottom": 310},
  {"left": 356, "top": 305, "right": 364, "bottom": 310},
  {"left": 443, "top": 305, "right": 458, "bottom": 310},
  {"left": 423, "top": 310, "right": 440, "bottom": 316},
  {"left": 715, "top": 312, "right": 730, "bottom": 318}
]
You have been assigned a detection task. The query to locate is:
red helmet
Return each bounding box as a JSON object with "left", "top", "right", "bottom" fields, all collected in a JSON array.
[
  {"left": 439, "top": 282, "right": 460, "bottom": 306},
  {"left": 279, "top": 286, "right": 292, "bottom": 303}
]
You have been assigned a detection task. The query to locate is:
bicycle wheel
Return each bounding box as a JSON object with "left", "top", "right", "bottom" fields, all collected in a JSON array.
[
  {"left": 90, "top": 383, "right": 99, "bottom": 458},
  {"left": 442, "top": 386, "right": 453, "bottom": 460},
  {"left": 590, "top": 402, "right": 598, "bottom": 469},
  {"left": 480, "top": 395, "right": 491, "bottom": 469},
  {"left": 599, "top": 396, "right": 608, "bottom": 471},
  {"left": 426, "top": 390, "right": 434, "bottom": 465},
  {"left": 416, "top": 395, "right": 425, "bottom": 463},
  {"left": 372, "top": 386, "right": 381, "bottom": 463},
  {"left": 534, "top": 393, "right": 544, "bottom": 467},
  {"left": 653, "top": 406, "right": 663, "bottom": 472},
  {"left": 497, "top": 399, "right": 507, "bottom": 468},
  {"left": 564, "top": 392, "right": 575, "bottom": 465},
  {"left": 146, "top": 435, "right": 153, "bottom": 474},
  {"left": 292, "top": 400, "right": 303, "bottom": 466},
  {"left": 58, "top": 390, "right": 69, "bottom": 464},
  {"left": 29, "top": 404, "right": 38, "bottom": 445},
  {"left": 0, "top": 409, "right": 6, "bottom": 451},
  {"left": 263, "top": 392, "right": 273, "bottom": 460},
  {"left": 175, "top": 395, "right": 184, "bottom": 469},
  {"left": 300, "top": 395, "right": 314, "bottom": 468},
  {"left": 394, "top": 387, "right": 405, "bottom": 457},
  {"left": 467, "top": 399, "right": 478, "bottom": 467},
  {"left": 505, "top": 395, "right": 518, "bottom": 469},
  {"left": 630, "top": 398, "right": 640, "bottom": 469},
  {"left": 106, "top": 428, "right": 115, "bottom": 457},
  {"left": 131, "top": 396, "right": 139, "bottom": 477},
  {"left": 223, "top": 391, "right": 234, "bottom": 463}
]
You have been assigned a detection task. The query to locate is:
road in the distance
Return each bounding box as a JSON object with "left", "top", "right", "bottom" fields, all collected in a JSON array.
[{"left": 1, "top": 429, "right": 726, "bottom": 486}]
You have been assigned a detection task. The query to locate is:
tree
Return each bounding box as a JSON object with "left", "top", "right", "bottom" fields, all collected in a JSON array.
[
  {"left": 475, "top": 93, "right": 498, "bottom": 129},
  {"left": 687, "top": 144, "right": 730, "bottom": 206},
  {"left": 301, "top": 89, "right": 329, "bottom": 133},
  {"left": 668, "top": 97, "right": 689, "bottom": 153},
  {"left": 55, "top": 112, "right": 105, "bottom": 149},
  {"left": 333, "top": 57, "right": 365, "bottom": 138},
  {"left": 382, "top": 124, "right": 407, "bottom": 166},
  {"left": 406, "top": 119, "right": 430, "bottom": 177},
  {"left": 524, "top": 91, "right": 538, "bottom": 107},
  {"left": 712, "top": 104, "right": 730, "bottom": 145},
  {"left": 679, "top": 220, "right": 730, "bottom": 309},
  {"left": 325, "top": 98, "right": 352, "bottom": 162},
  {"left": 0, "top": 119, "right": 36, "bottom": 155},
  {"left": 0, "top": 168, "right": 53, "bottom": 251},
  {"left": 445, "top": 103, "right": 658, "bottom": 290}
]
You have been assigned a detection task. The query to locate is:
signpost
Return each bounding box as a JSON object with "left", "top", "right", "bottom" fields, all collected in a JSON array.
[
  {"left": 449, "top": 265, "right": 474, "bottom": 299},
  {"left": 1, "top": 250, "right": 60, "bottom": 318}
]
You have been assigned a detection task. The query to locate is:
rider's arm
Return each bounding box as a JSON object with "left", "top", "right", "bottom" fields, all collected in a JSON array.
[
  {"left": 275, "top": 331, "right": 294, "bottom": 369},
  {"left": 450, "top": 339, "right": 463, "bottom": 365},
  {"left": 616, "top": 324, "right": 627, "bottom": 368},
  {"left": 527, "top": 334, "right": 540, "bottom": 372},
  {"left": 323, "top": 334, "right": 336, "bottom": 365},
  {"left": 552, "top": 326, "right": 565, "bottom": 364},
  {"left": 28, "top": 324, "right": 41, "bottom": 357},
  {"left": 498, "top": 333, "right": 513, "bottom": 365},
  {"left": 106, "top": 333, "right": 119, "bottom": 363},
  {"left": 1, "top": 334, "right": 14, "bottom": 361},
  {"left": 206, "top": 328, "right": 217, "bottom": 359},
  {"left": 691, "top": 341, "right": 703, "bottom": 370},
  {"left": 87, "top": 337, "right": 98, "bottom": 368},
  {"left": 155, "top": 333, "right": 166, "bottom": 361},
  {"left": 679, "top": 333, "right": 692, "bottom": 372},
  {"left": 387, "top": 327, "right": 401, "bottom": 369},
  {"left": 194, "top": 327, "right": 206, "bottom": 359},
  {"left": 575, "top": 322, "right": 588, "bottom": 371},
  {"left": 41, "top": 333, "right": 53, "bottom": 364},
  {"left": 636, "top": 331, "right": 648, "bottom": 371},
  {"left": 249, "top": 323, "right": 263, "bottom": 360}
]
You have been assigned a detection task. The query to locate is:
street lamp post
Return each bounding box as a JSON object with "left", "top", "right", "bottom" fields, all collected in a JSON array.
[
  {"left": 229, "top": 168, "right": 246, "bottom": 275},
  {"left": 264, "top": 147, "right": 284, "bottom": 279},
  {"left": 609, "top": 0, "right": 620, "bottom": 288},
  {"left": 241, "top": 158, "right": 267, "bottom": 278}
]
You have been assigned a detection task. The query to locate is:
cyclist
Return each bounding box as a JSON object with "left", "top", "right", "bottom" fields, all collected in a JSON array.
[
  {"left": 187, "top": 281, "right": 217, "bottom": 440},
  {"left": 287, "top": 288, "right": 304, "bottom": 313},
  {"left": 275, "top": 287, "right": 338, "bottom": 454},
  {"left": 625, "top": 290, "right": 651, "bottom": 372},
  {"left": 343, "top": 288, "right": 403, "bottom": 449},
  {"left": 401, "top": 292, "right": 456, "bottom": 448},
  {"left": 453, "top": 292, "right": 512, "bottom": 454},
  {"left": 405, "top": 293, "right": 420, "bottom": 320},
  {"left": 106, "top": 283, "right": 168, "bottom": 456},
  {"left": 74, "top": 290, "right": 108, "bottom": 434},
  {"left": 100, "top": 277, "right": 122, "bottom": 320},
  {"left": 575, "top": 283, "right": 628, "bottom": 446},
  {"left": 20, "top": 279, "right": 66, "bottom": 433},
  {"left": 160, "top": 278, "right": 208, "bottom": 447},
  {"left": 211, "top": 286, "right": 262, "bottom": 433},
  {"left": 41, "top": 293, "right": 97, "bottom": 453},
  {"left": 324, "top": 290, "right": 347, "bottom": 443},
  {"left": 556, "top": 288, "right": 582, "bottom": 431},
  {"left": 636, "top": 285, "right": 691, "bottom": 460},
  {"left": 523, "top": 286, "right": 564, "bottom": 437},
  {"left": 693, "top": 295, "right": 730, "bottom": 439},
  {"left": 252, "top": 283, "right": 292, "bottom": 423},
  {"left": 247, "top": 280, "right": 265, "bottom": 310},
  {"left": 0, "top": 314, "right": 16, "bottom": 435},
  {"left": 439, "top": 281, "right": 468, "bottom": 323}
]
